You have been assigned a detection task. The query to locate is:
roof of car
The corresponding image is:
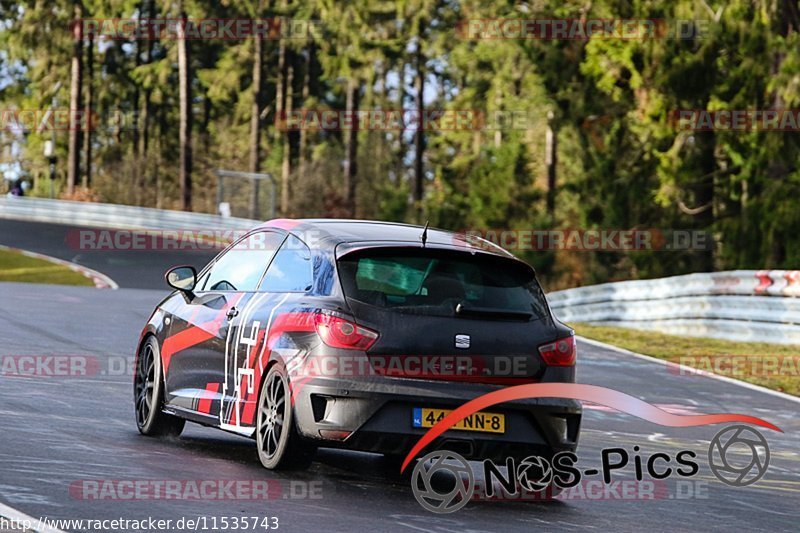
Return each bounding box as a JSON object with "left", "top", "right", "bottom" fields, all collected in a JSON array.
[{"left": 254, "top": 218, "right": 513, "bottom": 257}]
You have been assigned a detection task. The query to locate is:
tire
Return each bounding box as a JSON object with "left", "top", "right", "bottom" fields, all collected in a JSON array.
[
  {"left": 134, "top": 336, "right": 185, "bottom": 437},
  {"left": 256, "top": 363, "right": 315, "bottom": 470}
]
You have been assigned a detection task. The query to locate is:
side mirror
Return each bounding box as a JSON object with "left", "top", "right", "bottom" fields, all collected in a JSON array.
[{"left": 166, "top": 266, "right": 197, "bottom": 293}]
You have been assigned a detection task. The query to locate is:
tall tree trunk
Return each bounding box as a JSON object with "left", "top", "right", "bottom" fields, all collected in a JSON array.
[
  {"left": 281, "top": 65, "right": 294, "bottom": 216},
  {"left": 395, "top": 62, "right": 406, "bottom": 183},
  {"left": 67, "top": 1, "right": 84, "bottom": 196},
  {"left": 298, "top": 43, "right": 314, "bottom": 186},
  {"left": 413, "top": 39, "right": 425, "bottom": 221},
  {"left": 274, "top": 2, "right": 289, "bottom": 216},
  {"left": 274, "top": 7, "right": 287, "bottom": 144},
  {"left": 136, "top": 0, "right": 156, "bottom": 205},
  {"left": 156, "top": 105, "right": 167, "bottom": 209},
  {"left": 493, "top": 91, "right": 502, "bottom": 148},
  {"left": 82, "top": 30, "right": 94, "bottom": 189},
  {"left": 177, "top": 8, "right": 192, "bottom": 211},
  {"left": 249, "top": 9, "right": 264, "bottom": 219},
  {"left": 343, "top": 78, "right": 359, "bottom": 217},
  {"left": 138, "top": 0, "right": 156, "bottom": 174},
  {"left": 374, "top": 65, "right": 386, "bottom": 187},
  {"left": 201, "top": 95, "right": 212, "bottom": 153},
  {"left": 545, "top": 111, "right": 557, "bottom": 215},
  {"left": 131, "top": 2, "right": 144, "bottom": 203}
]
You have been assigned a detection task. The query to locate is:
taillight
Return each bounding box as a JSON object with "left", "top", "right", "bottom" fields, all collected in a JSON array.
[
  {"left": 538, "top": 335, "right": 576, "bottom": 366},
  {"left": 314, "top": 313, "right": 379, "bottom": 350}
]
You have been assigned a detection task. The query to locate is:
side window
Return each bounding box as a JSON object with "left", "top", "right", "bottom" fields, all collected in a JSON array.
[
  {"left": 202, "top": 231, "right": 284, "bottom": 292},
  {"left": 259, "top": 234, "right": 313, "bottom": 292}
]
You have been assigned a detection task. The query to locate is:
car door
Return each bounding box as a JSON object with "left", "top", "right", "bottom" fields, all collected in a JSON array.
[
  {"left": 218, "top": 234, "right": 316, "bottom": 432},
  {"left": 162, "top": 230, "right": 285, "bottom": 422}
]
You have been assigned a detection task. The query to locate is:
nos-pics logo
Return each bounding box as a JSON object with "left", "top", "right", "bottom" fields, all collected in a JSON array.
[{"left": 410, "top": 425, "right": 771, "bottom": 513}]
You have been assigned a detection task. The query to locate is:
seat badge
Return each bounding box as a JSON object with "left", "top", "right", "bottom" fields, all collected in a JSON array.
[{"left": 455, "top": 334, "right": 471, "bottom": 349}]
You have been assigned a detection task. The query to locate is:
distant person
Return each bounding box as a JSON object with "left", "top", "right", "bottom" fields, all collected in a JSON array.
[{"left": 8, "top": 179, "right": 24, "bottom": 197}]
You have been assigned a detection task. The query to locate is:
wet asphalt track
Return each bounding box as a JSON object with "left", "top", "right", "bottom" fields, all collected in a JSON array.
[{"left": 0, "top": 220, "right": 798, "bottom": 532}]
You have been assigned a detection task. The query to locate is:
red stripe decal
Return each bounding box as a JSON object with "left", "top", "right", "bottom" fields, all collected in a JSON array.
[
  {"left": 161, "top": 326, "right": 215, "bottom": 374},
  {"left": 161, "top": 296, "right": 243, "bottom": 374},
  {"left": 198, "top": 383, "right": 220, "bottom": 414}
]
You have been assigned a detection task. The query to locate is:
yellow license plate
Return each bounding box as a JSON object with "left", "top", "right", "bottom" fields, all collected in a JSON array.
[{"left": 412, "top": 407, "right": 505, "bottom": 434}]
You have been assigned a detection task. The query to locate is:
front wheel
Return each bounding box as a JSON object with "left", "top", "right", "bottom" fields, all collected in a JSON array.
[
  {"left": 134, "top": 336, "right": 185, "bottom": 437},
  {"left": 256, "top": 364, "right": 315, "bottom": 470}
]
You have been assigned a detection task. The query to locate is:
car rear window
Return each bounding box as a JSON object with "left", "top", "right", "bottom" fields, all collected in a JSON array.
[{"left": 337, "top": 248, "right": 549, "bottom": 319}]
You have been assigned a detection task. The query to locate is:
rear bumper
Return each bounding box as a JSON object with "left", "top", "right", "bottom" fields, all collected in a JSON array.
[{"left": 292, "top": 374, "right": 582, "bottom": 461}]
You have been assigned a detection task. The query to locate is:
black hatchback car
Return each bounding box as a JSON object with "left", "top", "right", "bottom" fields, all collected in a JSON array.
[{"left": 134, "top": 219, "right": 581, "bottom": 470}]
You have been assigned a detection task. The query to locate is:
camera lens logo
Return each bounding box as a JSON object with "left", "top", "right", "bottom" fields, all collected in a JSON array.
[
  {"left": 516, "top": 456, "right": 553, "bottom": 492},
  {"left": 708, "top": 425, "right": 770, "bottom": 487},
  {"left": 410, "top": 451, "right": 474, "bottom": 514}
]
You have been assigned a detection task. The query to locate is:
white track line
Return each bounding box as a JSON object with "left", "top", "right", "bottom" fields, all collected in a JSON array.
[
  {"left": 0, "top": 501, "right": 66, "bottom": 533},
  {"left": 578, "top": 335, "right": 800, "bottom": 405},
  {"left": 0, "top": 244, "right": 118, "bottom": 289}
]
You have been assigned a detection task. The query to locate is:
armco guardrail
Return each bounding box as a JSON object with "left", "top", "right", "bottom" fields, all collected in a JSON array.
[
  {"left": 4, "top": 198, "right": 798, "bottom": 344},
  {"left": 548, "top": 271, "right": 800, "bottom": 344},
  {"left": 0, "top": 196, "right": 259, "bottom": 232}
]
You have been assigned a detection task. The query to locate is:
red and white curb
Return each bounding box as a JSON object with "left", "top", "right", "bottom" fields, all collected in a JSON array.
[{"left": 0, "top": 244, "right": 118, "bottom": 290}]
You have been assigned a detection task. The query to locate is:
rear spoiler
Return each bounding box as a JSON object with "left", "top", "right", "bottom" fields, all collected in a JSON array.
[{"left": 334, "top": 239, "right": 516, "bottom": 261}]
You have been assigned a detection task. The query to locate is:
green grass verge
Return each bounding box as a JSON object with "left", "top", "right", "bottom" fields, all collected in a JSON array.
[
  {"left": 0, "top": 249, "right": 95, "bottom": 287},
  {"left": 573, "top": 323, "right": 800, "bottom": 397}
]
